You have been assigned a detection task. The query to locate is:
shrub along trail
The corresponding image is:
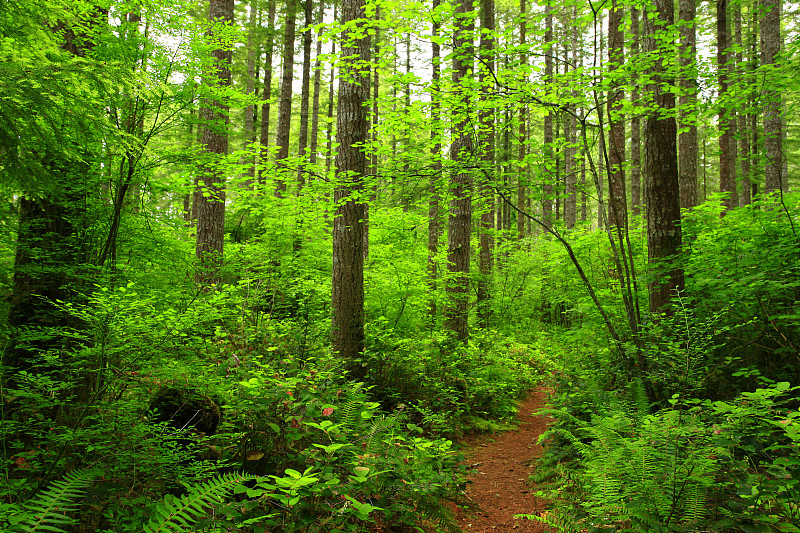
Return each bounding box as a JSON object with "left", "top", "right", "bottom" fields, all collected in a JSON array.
[{"left": 453, "top": 388, "right": 552, "bottom": 532}]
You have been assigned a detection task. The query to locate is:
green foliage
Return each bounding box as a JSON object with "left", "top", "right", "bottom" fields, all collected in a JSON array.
[
  {"left": 8, "top": 467, "right": 102, "bottom": 533},
  {"left": 144, "top": 472, "right": 257, "bottom": 533}
]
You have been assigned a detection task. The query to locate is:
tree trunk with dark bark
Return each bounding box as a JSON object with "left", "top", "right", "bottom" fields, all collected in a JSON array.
[
  {"left": 761, "top": 0, "right": 783, "bottom": 194},
  {"left": 428, "top": 0, "right": 441, "bottom": 323},
  {"left": 445, "top": 0, "right": 475, "bottom": 342},
  {"left": 631, "top": 6, "right": 642, "bottom": 216},
  {"left": 542, "top": 4, "right": 553, "bottom": 227},
  {"left": 258, "top": 0, "right": 277, "bottom": 184},
  {"left": 332, "top": 0, "right": 370, "bottom": 372},
  {"left": 274, "top": 0, "right": 298, "bottom": 197},
  {"left": 678, "top": 0, "right": 697, "bottom": 210},
  {"left": 196, "top": 0, "right": 233, "bottom": 286},
  {"left": 477, "top": 0, "right": 495, "bottom": 326},
  {"left": 644, "top": 0, "right": 684, "bottom": 314},
  {"left": 607, "top": 0, "right": 625, "bottom": 230},
  {"left": 718, "top": 0, "right": 738, "bottom": 209}
]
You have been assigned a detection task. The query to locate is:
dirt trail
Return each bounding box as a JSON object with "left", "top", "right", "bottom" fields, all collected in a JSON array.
[{"left": 452, "top": 388, "right": 552, "bottom": 532}]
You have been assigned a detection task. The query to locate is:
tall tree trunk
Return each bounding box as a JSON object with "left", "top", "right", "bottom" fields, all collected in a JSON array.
[
  {"left": 718, "top": 0, "right": 737, "bottom": 209},
  {"left": 631, "top": 5, "right": 642, "bottom": 216},
  {"left": 564, "top": 7, "right": 578, "bottom": 230},
  {"left": 364, "top": 5, "right": 380, "bottom": 261},
  {"left": 596, "top": 11, "right": 605, "bottom": 229},
  {"left": 331, "top": 0, "right": 370, "bottom": 371},
  {"left": 244, "top": 0, "right": 258, "bottom": 154},
  {"left": 517, "top": 0, "right": 527, "bottom": 240},
  {"left": 428, "top": 0, "right": 441, "bottom": 323},
  {"left": 325, "top": 3, "right": 337, "bottom": 176},
  {"left": 751, "top": 9, "right": 760, "bottom": 199},
  {"left": 445, "top": 0, "right": 475, "bottom": 342},
  {"left": 196, "top": 0, "right": 233, "bottom": 286},
  {"left": 274, "top": 0, "right": 298, "bottom": 197},
  {"left": 297, "top": 0, "right": 314, "bottom": 190},
  {"left": 644, "top": 0, "right": 684, "bottom": 314},
  {"left": 607, "top": 0, "right": 625, "bottom": 230},
  {"left": 542, "top": 3, "right": 553, "bottom": 227},
  {"left": 761, "top": 0, "right": 783, "bottom": 194},
  {"left": 678, "top": 0, "right": 697, "bottom": 209},
  {"left": 735, "top": 2, "right": 751, "bottom": 205},
  {"left": 309, "top": 1, "right": 325, "bottom": 165},
  {"left": 258, "top": 0, "right": 277, "bottom": 184},
  {"left": 477, "top": 0, "right": 495, "bottom": 326}
]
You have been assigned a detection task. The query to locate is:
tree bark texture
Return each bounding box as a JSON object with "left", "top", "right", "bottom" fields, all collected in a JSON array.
[
  {"left": 735, "top": 3, "right": 751, "bottom": 206},
  {"left": 644, "top": 0, "right": 684, "bottom": 314},
  {"left": 477, "top": 0, "right": 495, "bottom": 325},
  {"left": 309, "top": 1, "right": 325, "bottom": 165},
  {"left": 542, "top": 4, "right": 553, "bottom": 227},
  {"left": 274, "top": 0, "right": 298, "bottom": 196},
  {"left": 297, "top": 0, "right": 313, "bottom": 189},
  {"left": 631, "top": 6, "right": 642, "bottom": 216},
  {"left": 445, "top": 0, "right": 475, "bottom": 342},
  {"left": 331, "top": 0, "right": 370, "bottom": 369},
  {"left": 517, "top": 0, "right": 527, "bottom": 240},
  {"left": 564, "top": 6, "right": 578, "bottom": 229},
  {"left": 258, "top": 0, "right": 277, "bottom": 183},
  {"left": 196, "top": 0, "right": 233, "bottom": 286},
  {"left": 428, "top": 0, "right": 441, "bottom": 322},
  {"left": 607, "top": 0, "right": 625, "bottom": 230},
  {"left": 678, "top": 0, "right": 698, "bottom": 210},
  {"left": 761, "top": 0, "right": 783, "bottom": 194},
  {"left": 718, "top": 0, "right": 737, "bottom": 209}
]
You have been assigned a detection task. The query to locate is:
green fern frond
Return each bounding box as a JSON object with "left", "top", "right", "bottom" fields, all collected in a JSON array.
[
  {"left": 14, "top": 467, "right": 102, "bottom": 533},
  {"left": 144, "top": 472, "right": 256, "bottom": 533},
  {"left": 515, "top": 510, "right": 582, "bottom": 533},
  {"left": 414, "top": 496, "right": 462, "bottom": 533}
]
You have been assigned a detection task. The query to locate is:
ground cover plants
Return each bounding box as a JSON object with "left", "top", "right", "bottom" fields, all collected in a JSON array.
[
  {"left": 0, "top": 226, "right": 547, "bottom": 532},
  {"left": 525, "top": 192, "right": 800, "bottom": 533}
]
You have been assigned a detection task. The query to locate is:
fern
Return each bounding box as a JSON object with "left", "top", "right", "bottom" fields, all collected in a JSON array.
[
  {"left": 144, "top": 472, "right": 256, "bottom": 533},
  {"left": 13, "top": 467, "right": 102, "bottom": 533},
  {"left": 413, "top": 495, "right": 462, "bottom": 533}
]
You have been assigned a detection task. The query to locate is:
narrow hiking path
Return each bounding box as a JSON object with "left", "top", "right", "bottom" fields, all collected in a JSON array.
[{"left": 453, "top": 388, "right": 552, "bottom": 532}]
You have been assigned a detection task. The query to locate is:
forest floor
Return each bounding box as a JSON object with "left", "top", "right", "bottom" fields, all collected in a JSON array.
[{"left": 450, "top": 388, "right": 553, "bottom": 532}]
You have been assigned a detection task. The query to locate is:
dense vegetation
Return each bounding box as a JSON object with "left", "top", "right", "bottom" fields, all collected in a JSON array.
[{"left": 1, "top": 0, "right": 798, "bottom": 532}]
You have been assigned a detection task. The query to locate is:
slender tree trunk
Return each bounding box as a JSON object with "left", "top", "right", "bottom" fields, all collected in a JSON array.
[
  {"left": 517, "top": 0, "right": 527, "bottom": 241},
  {"left": 751, "top": 9, "right": 760, "bottom": 199},
  {"left": 596, "top": 11, "right": 605, "bottom": 229},
  {"left": 309, "top": 1, "right": 325, "bottom": 165},
  {"left": 196, "top": 0, "right": 233, "bottom": 285},
  {"left": 564, "top": 6, "right": 578, "bottom": 229},
  {"left": 297, "top": 0, "right": 314, "bottom": 190},
  {"left": 718, "top": 0, "right": 737, "bottom": 209},
  {"left": 644, "top": 0, "right": 684, "bottom": 314},
  {"left": 331, "top": 0, "right": 370, "bottom": 371},
  {"left": 244, "top": 0, "right": 258, "bottom": 159},
  {"left": 274, "top": 0, "right": 298, "bottom": 197},
  {"left": 735, "top": 3, "right": 751, "bottom": 206},
  {"left": 631, "top": 6, "right": 642, "bottom": 216},
  {"left": 445, "top": 0, "right": 475, "bottom": 342},
  {"left": 607, "top": 0, "right": 625, "bottom": 230},
  {"left": 678, "top": 0, "right": 697, "bottom": 210},
  {"left": 258, "top": 0, "right": 277, "bottom": 184},
  {"left": 761, "top": 0, "right": 783, "bottom": 194},
  {"left": 325, "top": 3, "right": 337, "bottom": 176},
  {"left": 542, "top": 4, "right": 553, "bottom": 227},
  {"left": 477, "top": 0, "right": 495, "bottom": 326},
  {"left": 428, "top": 0, "right": 441, "bottom": 323}
]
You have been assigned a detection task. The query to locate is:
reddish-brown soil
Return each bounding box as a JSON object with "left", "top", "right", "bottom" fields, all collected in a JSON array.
[{"left": 452, "top": 388, "right": 552, "bottom": 532}]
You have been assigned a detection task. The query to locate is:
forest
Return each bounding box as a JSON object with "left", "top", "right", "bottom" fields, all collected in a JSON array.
[{"left": 1, "top": 0, "right": 799, "bottom": 531}]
